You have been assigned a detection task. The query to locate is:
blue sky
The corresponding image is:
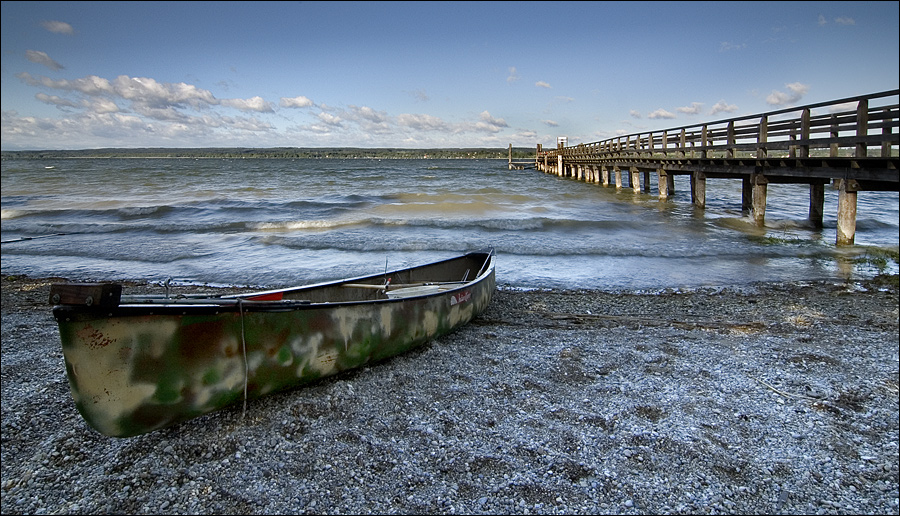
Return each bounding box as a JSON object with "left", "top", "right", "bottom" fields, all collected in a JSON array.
[{"left": 2, "top": 1, "right": 898, "bottom": 151}]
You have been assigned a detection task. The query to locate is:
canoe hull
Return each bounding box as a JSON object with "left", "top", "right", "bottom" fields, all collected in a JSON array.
[{"left": 53, "top": 250, "right": 495, "bottom": 437}]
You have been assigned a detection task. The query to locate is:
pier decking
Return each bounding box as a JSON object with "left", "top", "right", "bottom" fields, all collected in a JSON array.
[{"left": 528, "top": 89, "right": 898, "bottom": 245}]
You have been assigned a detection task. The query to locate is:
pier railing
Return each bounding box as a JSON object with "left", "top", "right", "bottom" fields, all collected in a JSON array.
[{"left": 533, "top": 89, "right": 898, "bottom": 245}]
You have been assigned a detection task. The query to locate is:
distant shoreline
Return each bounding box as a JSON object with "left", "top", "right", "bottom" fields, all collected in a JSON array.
[{"left": 1, "top": 147, "right": 537, "bottom": 160}]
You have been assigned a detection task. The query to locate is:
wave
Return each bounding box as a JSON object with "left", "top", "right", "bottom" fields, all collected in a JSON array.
[
  {"left": 1, "top": 209, "right": 27, "bottom": 220},
  {"left": 250, "top": 219, "right": 367, "bottom": 231}
]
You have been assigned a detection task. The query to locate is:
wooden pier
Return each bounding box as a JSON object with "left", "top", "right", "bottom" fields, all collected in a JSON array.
[
  {"left": 528, "top": 89, "right": 898, "bottom": 245},
  {"left": 508, "top": 144, "right": 534, "bottom": 170}
]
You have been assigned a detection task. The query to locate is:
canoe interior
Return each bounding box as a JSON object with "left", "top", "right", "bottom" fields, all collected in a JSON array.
[{"left": 226, "top": 249, "right": 493, "bottom": 306}]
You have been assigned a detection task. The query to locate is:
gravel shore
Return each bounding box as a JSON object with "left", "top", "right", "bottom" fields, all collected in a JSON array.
[{"left": 2, "top": 274, "right": 898, "bottom": 515}]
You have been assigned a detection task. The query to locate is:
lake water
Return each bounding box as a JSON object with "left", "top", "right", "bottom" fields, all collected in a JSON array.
[{"left": 2, "top": 158, "right": 897, "bottom": 291}]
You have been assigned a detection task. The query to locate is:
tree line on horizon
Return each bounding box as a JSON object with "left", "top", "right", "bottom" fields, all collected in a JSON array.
[{"left": 1, "top": 147, "right": 537, "bottom": 160}]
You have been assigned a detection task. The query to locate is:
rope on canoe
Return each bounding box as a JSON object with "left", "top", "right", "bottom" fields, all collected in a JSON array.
[{"left": 238, "top": 299, "right": 248, "bottom": 419}]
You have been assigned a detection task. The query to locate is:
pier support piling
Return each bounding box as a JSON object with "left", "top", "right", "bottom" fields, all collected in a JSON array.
[
  {"left": 809, "top": 182, "right": 825, "bottom": 229},
  {"left": 631, "top": 168, "right": 641, "bottom": 194},
  {"left": 657, "top": 169, "right": 669, "bottom": 200},
  {"left": 691, "top": 171, "right": 707, "bottom": 209},
  {"left": 750, "top": 173, "right": 768, "bottom": 226},
  {"left": 837, "top": 179, "right": 859, "bottom": 246}
]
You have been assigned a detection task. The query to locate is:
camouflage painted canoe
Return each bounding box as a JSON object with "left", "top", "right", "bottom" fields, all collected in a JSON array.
[{"left": 50, "top": 249, "right": 495, "bottom": 437}]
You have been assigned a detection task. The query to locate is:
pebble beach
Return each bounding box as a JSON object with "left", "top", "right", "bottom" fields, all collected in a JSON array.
[{"left": 1, "top": 274, "right": 898, "bottom": 515}]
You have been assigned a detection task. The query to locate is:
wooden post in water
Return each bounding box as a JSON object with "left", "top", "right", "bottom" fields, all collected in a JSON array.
[
  {"left": 742, "top": 178, "right": 752, "bottom": 215},
  {"left": 631, "top": 168, "right": 641, "bottom": 194},
  {"left": 691, "top": 171, "right": 706, "bottom": 208},
  {"left": 833, "top": 98, "right": 868, "bottom": 245},
  {"left": 657, "top": 169, "right": 669, "bottom": 200},
  {"left": 601, "top": 166, "right": 609, "bottom": 186},
  {"left": 798, "top": 108, "right": 826, "bottom": 228},
  {"left": 837, "top": 179, "right": 858, "bottom": 245},
  {"left": 751, "top": 115, "right": 768, "bottom": 217},
  {"left": 614, "top": 167, "right": 623, "bottom": 189},
  {"left": 809, "top": 182, "right": 825, "bottom": 228},
  {"left": 750, "top": 172, "right": 768, "bottom": 225}
]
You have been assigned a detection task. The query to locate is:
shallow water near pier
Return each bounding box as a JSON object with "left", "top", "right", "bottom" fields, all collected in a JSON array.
[{"left": 2, "top": 158, "right": 897, "bottom": 290}]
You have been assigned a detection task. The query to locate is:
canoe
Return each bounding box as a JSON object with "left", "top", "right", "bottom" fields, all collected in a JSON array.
[{"left": 50, "top": 249, "right": 496, "bottom": 437}]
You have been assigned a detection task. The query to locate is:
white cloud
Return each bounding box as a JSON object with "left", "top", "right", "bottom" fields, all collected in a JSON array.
[
  {"left": 677, "top": 103, "right": 703, "bottom": 115},
  {"left": 316, "top": 112, "right": 343, "bottom": 126},
  {"left": 35, "top": 93, "right": 78, "bottom": 108},
  {"left": 765, "top": 82, "right": 810, "bottom": 106},
  {"left": 472, "top": 111, "right": 508, "bottom": 133},
  {"left": 25, "top": 50, "right": 64, "bottom": 71},
  {"left": 719, "top": 42, "right": 746, "bottom": 52},
  {"left": 279, "top": 96, "right": 314, "bottom": 108},
  {"left": 629, "top": 110, "right": 642, "bottom": 119},
  {"left": 132, "top": 104, "right": 191, "bottom": 122},
  {"left": 221, "top": 96, "right": 275, "bottom": 113},
  {"left": 40, "top": 20, "right": 74, "bottom": 35},
  {"left": 396, "top": 113, "right": 450, "bottom": 132},
  {"left": 350, "top": 105, "right": 388, "bottom": 124},
  {"left": 5, "top": 70, "right": 536, "bottom": 150},
  {"left": 709, "top": 100, "right": 738, "bottom": 115},
  {"left": 542, "top": 120, "right": 559, "bottom": 127},
  {"left": 818, "top": 14, "right": 855, "bottom": 26},
  {"left": 89, "top": 98, "right": 122, "bottom": 114},
  {"left": 648, "top": 108, "right": 676, "bottom": 119},
  {"left": 17, "top": 72, "right": 114, "bottom": 96},
  {"left": 113, "top": 76, "right": 218, "bottom": 108},
  {"left": 535, "top": 81, "right": 551, "bottom": 89},
  {"left": 507, "top": 67, "right": 520, "bottom": 83}
]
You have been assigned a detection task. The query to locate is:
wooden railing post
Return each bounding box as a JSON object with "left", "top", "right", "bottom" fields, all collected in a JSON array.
[
  {"left": 701, "top": 125, "right": 708, "bottom": 159},
  {"left": 726, "top": 121, "right": 735, "bottom": 159},
  {"left": 800, "top": 108, "right": 811, "bottom": 158},
  {"left": 856, "top": 98, "right": 869, "bottom": 158},
  {"left": 757, "top": 115, "right": 768, "bottom": 159},
  {"left": 830, "top": 114, "right": 840, "bottom": 157},
  {"left": 789, "top": 121, "right": 797, "bottom": 158}
]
